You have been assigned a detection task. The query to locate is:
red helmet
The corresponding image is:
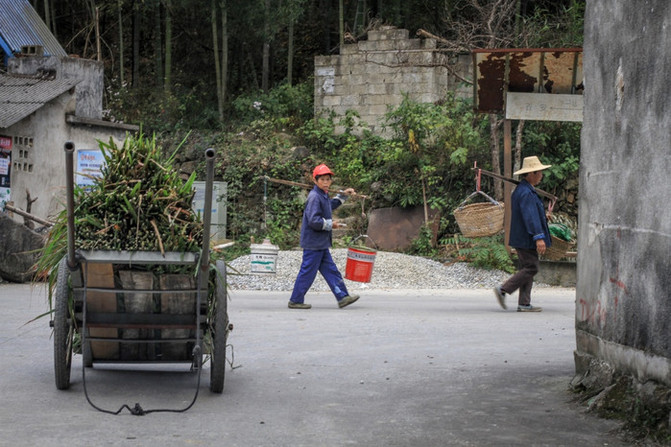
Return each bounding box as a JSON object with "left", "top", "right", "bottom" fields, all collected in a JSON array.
[{"left": 312, "top": 163, "right": 334, "bottom": 179}]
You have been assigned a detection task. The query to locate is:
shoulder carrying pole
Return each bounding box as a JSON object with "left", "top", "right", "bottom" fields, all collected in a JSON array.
[{"left": 472, "top": 166, "right": 558, "bottom": 203}]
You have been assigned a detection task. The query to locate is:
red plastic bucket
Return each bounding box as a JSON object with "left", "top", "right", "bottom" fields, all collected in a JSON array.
[{"left": 345, "top": 246, "right": 377, "bottom": 283}]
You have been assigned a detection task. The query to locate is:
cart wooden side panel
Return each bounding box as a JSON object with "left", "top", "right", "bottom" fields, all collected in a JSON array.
[{"left": 86, "top": 263, "right": 118, "bottom": 359}]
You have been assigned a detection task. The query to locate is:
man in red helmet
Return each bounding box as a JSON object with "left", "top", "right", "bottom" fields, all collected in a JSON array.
[{"left": 288, "top": 163, "right": 360, "bottom": 309}]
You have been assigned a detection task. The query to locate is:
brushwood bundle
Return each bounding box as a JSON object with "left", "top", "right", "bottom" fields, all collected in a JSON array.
[{"left": 74, "top": 134, "right": 203, "bottom": 252}]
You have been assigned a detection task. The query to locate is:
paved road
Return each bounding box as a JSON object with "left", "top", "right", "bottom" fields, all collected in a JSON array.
[{"left": 0, "top": 283, "right": 627, "bottom": 447}]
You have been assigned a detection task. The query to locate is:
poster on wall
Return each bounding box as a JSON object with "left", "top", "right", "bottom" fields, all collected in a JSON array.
[
  {"left": 0, "top": 135, "right": 11, "bottom": 210},
  {"left": 76, "top": 149, "right": 105, "bottom": 188}
]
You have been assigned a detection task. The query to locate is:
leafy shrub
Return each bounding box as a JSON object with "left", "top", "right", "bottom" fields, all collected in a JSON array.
[
  {"left": 230, "top": 81, "right": 313, "bottom": 128},
  {"left": 443, "top": 234, "right": 515, "bottom": 273}
]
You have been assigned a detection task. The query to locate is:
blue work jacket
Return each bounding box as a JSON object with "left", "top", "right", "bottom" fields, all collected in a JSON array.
[
  {"left": 508, "top": 179, "right": 552, "bottom": 250},
  {"left": 300, "top": 185, "right": 346, "bottom": 250}
]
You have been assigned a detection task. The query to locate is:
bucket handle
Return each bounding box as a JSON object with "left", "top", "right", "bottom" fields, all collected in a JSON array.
[
  {"left": 350, "top": 234, "right": 378, "bottom": 250},
  {"left": 456, "top": 190, "right": 502, "bottom": 210}
]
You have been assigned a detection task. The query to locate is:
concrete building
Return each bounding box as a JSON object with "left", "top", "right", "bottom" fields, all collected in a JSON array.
[
  {"left": 314, "top": 27, "right": 471, "bottom": 135},
  {"left": 576, "top": 0, "right": 671, "bottom": 393},
  {"left": 0, "top": 0, "right": 138, "bottom": 222}
]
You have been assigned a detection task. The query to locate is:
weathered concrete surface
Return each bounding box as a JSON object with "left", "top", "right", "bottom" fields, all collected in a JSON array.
[
  {"left": 314, "top": 27, "right": 471, "bottom": 135},
  {"left": 537, "top": 260, "right": 576, "bottom": 287},
  {"left": 4, "top": 55, "right": 136, "bottom": 222},
  {"left": 578, "top": 0, "right": 671, "bottom": 386},
  {"left": 0, "top": 214, "right": 44, "bottom": 282},
  {"left": 0, "top": 283, "right": 629, "bottom": 446},
  {"left": 366, "top": 206, "right": 439, "bottom": 251}
]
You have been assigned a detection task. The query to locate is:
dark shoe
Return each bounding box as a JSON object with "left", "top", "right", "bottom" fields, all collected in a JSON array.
[
  {"left": 493, "top": 286, "right": 507, "bottom": 310},
  {"left": 288, "top": 301, "right": 311, "bottom": 309},
  {"left": 338, "top": 295, "right": 360, "bottom": 309},
  {"left": 517, "top": 304, "right": 542, "bottom": 312}
]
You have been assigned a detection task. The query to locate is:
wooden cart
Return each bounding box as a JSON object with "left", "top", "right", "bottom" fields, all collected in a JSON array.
[{"left": 51, "top": 143, "right": 229, "bottom": 413}]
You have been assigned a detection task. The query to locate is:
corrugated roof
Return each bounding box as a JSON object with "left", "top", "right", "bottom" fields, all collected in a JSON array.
[
  {"left": 0, "top": 73, "right": 80, "bottom": 128},
  {"left": 0, "top": 0, "right": 67, "bottom": 57}
]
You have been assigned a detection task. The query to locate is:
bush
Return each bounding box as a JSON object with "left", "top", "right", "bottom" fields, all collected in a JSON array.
[{"left": 443, "top": 233, "right": 516, "bottom": 273}]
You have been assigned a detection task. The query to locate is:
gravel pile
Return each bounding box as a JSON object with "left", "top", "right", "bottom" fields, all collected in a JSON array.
[{"left": 226, "top": 248, "right": 543, "bottom": 292}]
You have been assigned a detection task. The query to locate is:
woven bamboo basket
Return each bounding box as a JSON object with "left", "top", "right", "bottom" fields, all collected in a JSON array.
[
  {"left": 454, "top": 200, "right": 505, "bottom": 238},
  {"left": 542, "top": 235, "right": 573, "bottom": 261}
]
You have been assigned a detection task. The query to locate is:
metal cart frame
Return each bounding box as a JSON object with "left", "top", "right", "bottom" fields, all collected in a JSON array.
[{"left": 51, "top": 143, "right": 229, "bottom": 412}]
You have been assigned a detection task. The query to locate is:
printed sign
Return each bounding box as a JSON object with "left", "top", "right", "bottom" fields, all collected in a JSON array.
[
  {"left": 0, "top": 157, "right": 8, "bottom": 176},
  {"left": 0, "top": 135, "right": 11, "bottom": 189},
  {"left": 0, "top": 187, "right": 9, "bottom": 211},
  {"left": 0, "top": 136, "right": 11, "bottom": 150},
  {"left": 317, "top": 67, "right": 335, "bottom": 94},
  {"left": 505, "top": 92, "right": 583, "bottom": 122},
  {"left": 76, "top": 149, "right": 106, "bottom": 187},
  {"left": 192, "top": 181, "right": 227, "bottom": 243}
]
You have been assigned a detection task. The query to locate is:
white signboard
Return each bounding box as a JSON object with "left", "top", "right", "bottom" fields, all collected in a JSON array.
[
  {"left": 506, "top": 92, "right": 583, "bottom": 122},
  {"left": 317, "top": 67, "right": 335, "bottom": 94},
  {"left": 0, "top": 187, "right": 9, "bottom": 211},
  {"left": 192, "top": 181, "right": 227, "bottom": 244},
  {"left": 76, "top": 149, "right": 106, "bottom": 187}
]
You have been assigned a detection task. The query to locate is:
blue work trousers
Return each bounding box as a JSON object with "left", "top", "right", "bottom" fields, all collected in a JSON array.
[{"left": 289, "top": 249, "right": 349, "bottom": 303}]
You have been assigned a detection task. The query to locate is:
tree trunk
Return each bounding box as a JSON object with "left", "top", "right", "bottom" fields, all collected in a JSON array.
[
  {"left": 118, "top": 0, "right": 124, "bottom": 85},
  {"left": 212, "top": 0, "right": 228, "bottom": 122},
  {"left": 489, "top": 113, "right": 503, "bottom": 199},
  {"left": 133, "top": 3, "right": 140, "bottom": 87},
  {"left": 43, "top": 0, "right": 51, "bottom": 33},
  {"left": 319, "top": 0, "right": 331, "bottom": 53},
  {"left": 212, "top": 0, "right": 222, "bottom": 119},
  {"left": 339, "top": 0, "right": 344, "bottom": 49},
  {"left": 154, "top": 0, "right": 163, "bottom": 88},
  {"left": 220, "top": 0, "right": 228, "bottom": 114},
  {"left": 95, "top": 7, "right": 101, "bottom": 61},
  {"left": 262, "top": 0, "right": 271, "bottom": 92},
  {"left": 514, "top": 120, "right": 525, "bottom": 173},
  {"left": 164, "top": 0, "right": 173, "bottom": 94},
  {"left": 287, "top": 18, "right": 294, "bottom": 85}
]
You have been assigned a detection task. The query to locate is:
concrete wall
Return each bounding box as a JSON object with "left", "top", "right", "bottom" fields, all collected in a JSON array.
[
  {"left": 5, "top": 97, "right": 129, "bottom": 222},
  {"left": 9, "top": 55, "right": 104, "bottom": 119},
  {"left": 4, "top": 55, "right": 134, "bottom": 222},
  {"left": 314, "top": 27, "right": 471, "bottom": 135},
  {"left": 577, "top": 0, "right": 671, "bottom": 386}
]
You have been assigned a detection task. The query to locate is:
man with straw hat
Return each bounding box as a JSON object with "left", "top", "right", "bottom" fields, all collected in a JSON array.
[{"left": 494, "top": 156, "right": 552, "bottom": 312}]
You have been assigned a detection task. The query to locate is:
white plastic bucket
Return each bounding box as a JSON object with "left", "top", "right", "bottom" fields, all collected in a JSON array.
[{"left": 250, "top": 239, "right": 279, "bottom": 274}]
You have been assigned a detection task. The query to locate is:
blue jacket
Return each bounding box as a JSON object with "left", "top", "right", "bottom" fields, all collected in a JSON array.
[
  {"left": 300, "top": 185, "right": 346, "bottom": 250},
  {"left": 508, "top": 179, "right": 551, "bottom": 250}
]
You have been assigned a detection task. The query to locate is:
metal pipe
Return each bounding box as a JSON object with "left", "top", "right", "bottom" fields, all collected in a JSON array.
[
  {"left": 64, "top": 141, "right": 76, "bottom": 268},
  {"left": 198, "top": 148, "right": 216, "bottom": 289}
]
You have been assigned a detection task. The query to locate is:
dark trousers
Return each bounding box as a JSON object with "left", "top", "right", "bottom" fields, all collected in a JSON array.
[
  {"left": 501, "top": 248, "right": 539, "bottom": 306},
  {"left": 290, "top": 249, "right": 349, "bottom": 303}
]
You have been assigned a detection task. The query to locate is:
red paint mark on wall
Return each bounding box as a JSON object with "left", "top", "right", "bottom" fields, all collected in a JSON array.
[
  {"left": 578, "top": 294, "right": 619, "bottom": 327},
  {"left": 579, "top": 298, "right": 609, "bottom": 326},
  {"left": 609, "top": 277, "right": 629, "bottom": 294}
]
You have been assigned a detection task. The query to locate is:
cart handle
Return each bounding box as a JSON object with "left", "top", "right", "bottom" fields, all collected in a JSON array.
[
  {"left": 198, "top": 148, "right": 216, "bottom": 290},
  {"left": 64, "top": 142, "right": 77, "bottom": 269}
]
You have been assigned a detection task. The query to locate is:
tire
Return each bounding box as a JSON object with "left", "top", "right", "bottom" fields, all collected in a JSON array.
[
  {"left": 210, "top": 260, "right": 228, "bottom": 393},
  {"left": 54, "top": 258, "right": 74, "bottom": 390}
]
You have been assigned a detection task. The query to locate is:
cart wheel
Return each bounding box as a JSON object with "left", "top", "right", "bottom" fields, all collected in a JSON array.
[
  {"left": 210, "top": 260, "right": 228, "bottom": 393},
  {"left": 54, "top": 258, "right": 74, "bottom": 390}
]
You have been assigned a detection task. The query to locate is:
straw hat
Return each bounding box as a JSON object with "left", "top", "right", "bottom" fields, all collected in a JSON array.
[{"left": 513, "top": 156, "right": 552, "bottom": 175}]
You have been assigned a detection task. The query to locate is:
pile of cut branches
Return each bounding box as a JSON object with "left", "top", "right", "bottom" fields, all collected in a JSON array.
[
  {"left": 36, "top": 133, "right": 204, "bottom": 286},
  {"left": 74, "top": 134, "right": 203, "bottom": 252}
]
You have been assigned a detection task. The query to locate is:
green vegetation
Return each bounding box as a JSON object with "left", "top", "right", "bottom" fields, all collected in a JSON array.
[
  {"left": 155, "top": 87, "right": 580, "bottom": 273},
  {"left": 30, "top": 1, "right": 584, "bottom": 272}
]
